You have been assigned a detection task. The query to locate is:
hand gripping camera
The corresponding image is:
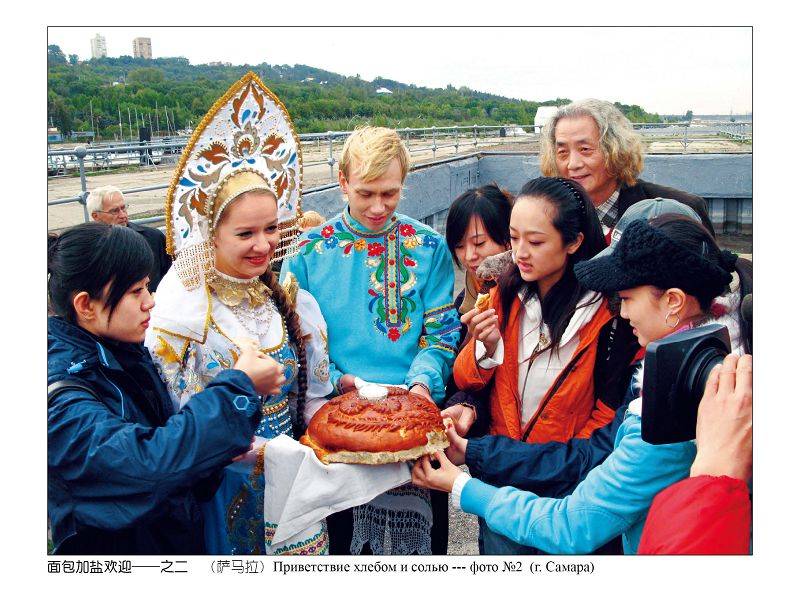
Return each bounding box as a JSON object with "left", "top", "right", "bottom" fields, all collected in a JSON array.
[{"left": 641, "top": 324, "right": 731, "bottom": 445}]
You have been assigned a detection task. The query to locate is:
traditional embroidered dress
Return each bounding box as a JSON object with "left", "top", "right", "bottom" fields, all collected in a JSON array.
[
  {"left": 144, "top": 72, "right": 331, "bottom": 555},
  {"left": 281, "top": 209, "right": 461, "bottom": 402},
  {"left": 280, "top": 208, "right": 461, "bottom": 554},
  {"left": 147, "top": 269, "right": 332, "bottom": 554}
]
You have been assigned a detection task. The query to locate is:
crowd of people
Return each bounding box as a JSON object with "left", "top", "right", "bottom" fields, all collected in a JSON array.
[{"left": 47, "top": 74, "right": 753, "bottom": 556}]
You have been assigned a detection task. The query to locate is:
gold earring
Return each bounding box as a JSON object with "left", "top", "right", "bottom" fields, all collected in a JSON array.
[{"left": 665, "top": 312, "right": 680, "bottom": 329}]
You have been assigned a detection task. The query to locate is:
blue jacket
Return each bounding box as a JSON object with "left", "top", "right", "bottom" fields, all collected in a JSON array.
[
  {"left": 47, "top": 317, "right": 261, "bottom": 554},
  {"left": 460, "top": 407, "right": 696, "bottom": 554},
  {"left": 463, "top": 357, "right": 641, "bottom": 499},
  {"left": 465, "top": 405, "right": 627, "bottom": 499}
]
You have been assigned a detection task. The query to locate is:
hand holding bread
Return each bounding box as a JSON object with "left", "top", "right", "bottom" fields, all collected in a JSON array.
[
  {"left": 461, "top": 304, "right": 501, "bottom": 356},
  {"left": 475, "top": 292, "right": 491, "bottom": 312}
]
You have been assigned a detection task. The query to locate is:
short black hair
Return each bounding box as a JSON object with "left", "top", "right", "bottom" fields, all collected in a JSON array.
[
  {"left": 445, "top": 183, "right": 513, "bottom": 268},
  {"left": 48, "top": 222, "right": 154, "bottom": 324}
]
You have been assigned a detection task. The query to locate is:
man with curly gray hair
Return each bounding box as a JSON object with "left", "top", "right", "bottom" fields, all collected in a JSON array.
[{"left": 540, "top": 99, "right": 713, "bottom": 237}]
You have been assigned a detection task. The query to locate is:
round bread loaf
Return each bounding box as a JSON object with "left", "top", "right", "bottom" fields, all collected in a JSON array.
[{"left": 300, "top": 387, "right": 448, "bottom": 464}]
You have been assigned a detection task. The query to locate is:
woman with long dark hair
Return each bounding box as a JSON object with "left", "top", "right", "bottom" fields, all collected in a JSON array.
[
  {"left": 450, "top": 176, "right": 640, "bottom": 554},
  {"left": 413, "top": 213, "right": 751, "bottom": 555},
  {"left": 47, "top": 222, "right": 284, "bottom": 554}
]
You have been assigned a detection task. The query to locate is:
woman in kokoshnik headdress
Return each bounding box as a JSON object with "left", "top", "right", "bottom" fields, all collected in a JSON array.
[{"left": 145, "top": 72, "right": 333, "bottom": 555}]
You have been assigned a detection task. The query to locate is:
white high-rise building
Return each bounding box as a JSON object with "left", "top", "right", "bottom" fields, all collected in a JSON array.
[
  {"left": 91, "top": 34, "right": 107, "bottom": 59},
  {"left": 132, "top": 37, "right": 152, "bottom": 59}
]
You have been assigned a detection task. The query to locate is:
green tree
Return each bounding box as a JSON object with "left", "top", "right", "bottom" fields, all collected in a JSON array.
[
  {"left": 128, "top": 67, "right": 166, "bottom": 86},
  {"left": 49, "top": 97, "right": 73, "bottom": 136},
  {"left": 48, "top": 45, "right": 66, "bottom": 65},
  {"left": 47, "top": 56, "right": 663, "bottom": 134},
  {"left": 68, "top": 54, "right": 79, "bottom": 66},
  {"left": 684, "top": 110, "right": 694, "bottom": 121}
]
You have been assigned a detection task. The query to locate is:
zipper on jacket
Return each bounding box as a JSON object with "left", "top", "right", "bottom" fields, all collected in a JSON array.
[
  {"left": 521, "top": 346, "right": 589, "bottom": 442},
  {"left": 98, "top": 370, "right": 126, "bottom": 420}
]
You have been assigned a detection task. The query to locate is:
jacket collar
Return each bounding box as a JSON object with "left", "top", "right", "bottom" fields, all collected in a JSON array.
[
  {"left": 517, "top": 290, "right": 604, "bottom": 349},
  {"left": 341, "top": 206, "right": 399, "bottom": 237},
  {"left": 48, "top": 316, "right": 128, "bottom": 376}
]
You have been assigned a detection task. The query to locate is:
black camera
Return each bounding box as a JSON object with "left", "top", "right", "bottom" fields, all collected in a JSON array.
[{"left": 641, "top": 324, "right": 731, "bottom": 445}]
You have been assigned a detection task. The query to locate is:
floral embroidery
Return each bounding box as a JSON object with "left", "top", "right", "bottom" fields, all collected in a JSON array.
[
  {"left": 314, "top": 357, "right": 330, "bottom": 383},
  {"left": 176, "top": 79, "right": 299, "bottom": 222},
  {"left": 367, "top": 242, "right": 385, "bottom": 257},
  {"left": 403, "top": 235, "right": 421, "bottom": 250},
  {"left": 365, "top": 226, "right": 423, "bottom": 341},
  {"left": 298, "top": 221, "right": 365, "bottom": 257},
  {"left": 298, "top": 214, "right": 443, "bottom": 342},
  {"left": 418, "top": 304, "right": 460, "bottom": 353},
  {"left": 399, "top": 224, "right": 416, "bottom": 237}
]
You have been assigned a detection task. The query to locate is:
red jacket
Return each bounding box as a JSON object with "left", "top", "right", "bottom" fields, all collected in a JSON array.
[
  {"left": 453, "top": 287, "right": 618, "bottom": 444},
  {"left": 638, "top": 475, "right": 752, "bottom": 555}
]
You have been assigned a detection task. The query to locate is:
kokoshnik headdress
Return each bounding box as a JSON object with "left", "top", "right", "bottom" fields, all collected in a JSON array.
[{"left": 165, "top": 71, "right": 304, "bottom": 289}]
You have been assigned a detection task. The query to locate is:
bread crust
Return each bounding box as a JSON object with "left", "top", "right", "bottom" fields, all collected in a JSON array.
[
  {"left": 301, "top": 387, "right": 449, "bottom": 464},
  {"left": 475, "top": 292, "right": 491, "bottom": 312}
]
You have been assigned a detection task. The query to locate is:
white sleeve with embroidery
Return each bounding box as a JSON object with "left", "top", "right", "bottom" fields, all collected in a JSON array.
[
  {"left": 295, "top": 289, "right": 334, "bottom": 425},
  {"left": 146, "top": 331, "right": 206, "bottom": 412}
]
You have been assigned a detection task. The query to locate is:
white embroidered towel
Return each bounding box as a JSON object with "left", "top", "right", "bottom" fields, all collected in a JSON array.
[{"left": 263, "top": 434, "right": 411, "bottom": 544}]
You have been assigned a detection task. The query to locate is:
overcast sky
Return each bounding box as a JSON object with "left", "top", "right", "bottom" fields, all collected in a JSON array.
[{"left": 48, "top": 26, "right": 752, "bottom": 116}]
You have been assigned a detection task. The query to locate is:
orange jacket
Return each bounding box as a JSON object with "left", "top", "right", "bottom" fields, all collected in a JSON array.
[{"left": 454, "top": 287, "right": 617, "bottom": 444}]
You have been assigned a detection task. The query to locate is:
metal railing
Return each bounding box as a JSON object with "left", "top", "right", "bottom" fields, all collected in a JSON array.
[
  {"left": 48, "top": 121, "right": 752, "bottom": 227},
  {"left": 47, "top": 124, "right": 534, "bottom": 224},
  {"left": 47, "top": 138, "right": 190, "bottom": 177}
]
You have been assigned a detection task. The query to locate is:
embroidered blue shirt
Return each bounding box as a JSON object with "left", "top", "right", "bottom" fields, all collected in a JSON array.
[{"left": 280, "top": 210, "right": 460, "bottom": 403}]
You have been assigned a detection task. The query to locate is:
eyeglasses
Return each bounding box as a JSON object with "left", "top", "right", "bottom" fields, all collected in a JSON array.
[{"left": 98, "top": 204, "right": 128, "bottom": 216}]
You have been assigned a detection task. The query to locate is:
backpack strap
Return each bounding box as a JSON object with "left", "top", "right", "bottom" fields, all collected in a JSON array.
[{"left": 47, "top": 379, "right": 100, "bottom": 407}]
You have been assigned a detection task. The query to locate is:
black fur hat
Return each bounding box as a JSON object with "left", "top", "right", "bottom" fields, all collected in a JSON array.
[{"left": 574, "top": 219, "right": 734, "bottom": 298}]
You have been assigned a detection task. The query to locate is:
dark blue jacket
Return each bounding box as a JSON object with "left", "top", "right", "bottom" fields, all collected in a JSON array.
[
  {"left": 47, "top": 317, "right": 261, "bottom": 555},
  {"left": 465, "top": 405, "right": 627, "bottom": 498},
  {"left": 464, "top": 364, "right": 641, "bottom": 499}
]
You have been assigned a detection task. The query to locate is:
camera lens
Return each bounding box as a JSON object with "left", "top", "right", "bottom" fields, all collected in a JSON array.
[
  {"left": 642, "top": 324, "right": 731, "bottom": 444},
  {"left": 686, "top": 347, "right": 727, "bottom": 407}
]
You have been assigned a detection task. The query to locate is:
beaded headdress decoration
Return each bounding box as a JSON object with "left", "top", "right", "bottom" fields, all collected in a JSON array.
[{"left": 165, "top": 72, "right": 304, "bottom": 289}]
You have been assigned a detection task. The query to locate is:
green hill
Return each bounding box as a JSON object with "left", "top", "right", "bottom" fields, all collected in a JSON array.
[{"left": 47, "top": 44, "right": 662, "bottom": 140}]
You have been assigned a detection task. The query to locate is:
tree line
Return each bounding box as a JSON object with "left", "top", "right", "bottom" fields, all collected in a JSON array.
[{"left": 47, "top": 45, "right": 663, "bottom": 141}]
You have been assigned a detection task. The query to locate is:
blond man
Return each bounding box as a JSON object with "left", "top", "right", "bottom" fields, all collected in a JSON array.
[
  {"left": 280, "top": 127, "right": 460, "bottom": 554},
  {"left": 540, "top": 99, "right": 713, "bottom": 237}
]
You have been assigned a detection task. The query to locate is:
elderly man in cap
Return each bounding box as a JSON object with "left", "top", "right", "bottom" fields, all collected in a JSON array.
[
  {"left": 87, "top": 185, "right": 172, "bottom": 291},
  {"left": 540, "top": 99, "right": 714, "bottom": 239}
]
